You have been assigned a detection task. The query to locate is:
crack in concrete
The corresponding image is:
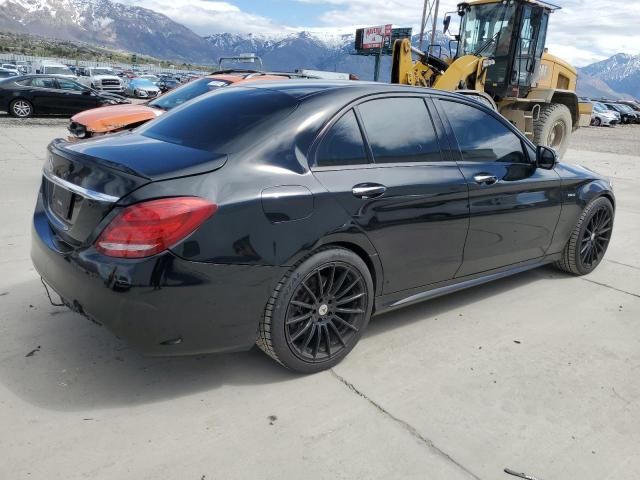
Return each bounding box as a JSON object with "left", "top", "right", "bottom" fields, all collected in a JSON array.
[
  {"left": 330, "top": 369, "right": 483, "bottom": 480},
  {"left": 581, "top": 278, "right": 640, "bottom": 299},
  {"left": 605, "top": 259, "right": 640, "bottom": 271}
]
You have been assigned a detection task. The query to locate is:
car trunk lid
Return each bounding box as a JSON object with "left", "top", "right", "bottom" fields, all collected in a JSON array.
[{"left": 42, "top": 135, "right": 227, "bottom": 245}]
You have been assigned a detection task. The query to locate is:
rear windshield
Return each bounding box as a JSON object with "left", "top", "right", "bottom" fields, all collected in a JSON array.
[
  {"left": 148, "top": 77, "right": 228, "bottom": 111},
  {"left": 140, "top": 87, "right": 298, "bottom": 152}
]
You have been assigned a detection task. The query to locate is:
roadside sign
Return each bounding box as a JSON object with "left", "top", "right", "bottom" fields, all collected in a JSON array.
[
  {"left": 361, "top": 24, "right": 392, "bottom": 50},
  {"left": 355, "top": 27, "right": 412, "bottom": 55}
]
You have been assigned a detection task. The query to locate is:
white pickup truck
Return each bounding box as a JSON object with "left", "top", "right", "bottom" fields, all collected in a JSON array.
[{"left": 78, "top": 67, "right": 125, "bottom": 94}]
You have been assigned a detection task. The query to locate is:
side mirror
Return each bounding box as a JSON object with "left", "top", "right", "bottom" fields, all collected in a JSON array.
[
  {"left": 536, "top": 145, "right": 558, "bottom": 170},
  {"left": 443, "top": 15, "right": 452, "bottom": 34}
]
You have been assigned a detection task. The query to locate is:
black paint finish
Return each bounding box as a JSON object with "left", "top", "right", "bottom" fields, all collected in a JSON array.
[{"left": 31, "top": 81, "right": 615, "bottom": 355}]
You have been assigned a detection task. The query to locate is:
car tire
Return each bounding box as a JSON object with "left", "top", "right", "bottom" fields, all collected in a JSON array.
[
  {"left": 257, "top": 247, "right": 374, "bottom": 373},
  {"left": 593, "top": 117, "right": 601, "bottom": 127},
  {"left": 533, "top": 104, "right": 572, "bottom": 158},
  {"left": 10, "top": 98, "right": 33, "bottom": 118},
  {"left": 555, "top": 197, "right": 614, "bottom": 276}
]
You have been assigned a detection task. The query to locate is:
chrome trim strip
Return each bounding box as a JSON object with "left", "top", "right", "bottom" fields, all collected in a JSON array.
[{"left": 42, "top": 168, "right": 120, "bottom": 203}]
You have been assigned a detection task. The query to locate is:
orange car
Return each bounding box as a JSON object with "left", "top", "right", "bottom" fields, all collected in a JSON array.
[{"left": 68, "top": 71, "right": 303, "bottom": 140}]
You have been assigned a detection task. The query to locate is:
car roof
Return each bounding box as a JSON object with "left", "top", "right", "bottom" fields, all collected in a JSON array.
[{"left": 230, "top": 79, "right": 472, "bottom": 102}]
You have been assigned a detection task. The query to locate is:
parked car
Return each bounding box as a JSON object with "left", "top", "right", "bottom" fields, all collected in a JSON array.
[
  {"left": 125, "top": 78, "right": 161, "bottom": 98},
  {"left": 157, "top": 77, "right": 180, "bottom": 92},
  {"left": 0, "top": 68, "right": 19, "bottom": 79},
  {"left": 34, "top": 62, "right": 75, "bottom": 77},
  {"left": 33, "top": 81, "right": 615, "bottom": 373},
  {"left": 613, "top": 103, "right": 640, "bottom": 123},
  {"left": 77, "top": 67, "right": 125, "bottom": 94},
  {"left": 0, "top": 75, "right": 129, "bottom": 118},
  {"left": 68, "top": 71, "right": 303, "bottom": 139},
  {"left": 591, "top": 102, "right": 619, "bottom": 127},
  {"left": 604, "top": 102, "right": 639, "bottom": 124},
  {"left": 1, "top": 63, "right": 20, "bottom": 75}
]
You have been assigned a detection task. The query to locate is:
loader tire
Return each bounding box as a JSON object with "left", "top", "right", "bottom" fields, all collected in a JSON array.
[{"left": 533, "top": 104, "right": 572, "bottom": 159}]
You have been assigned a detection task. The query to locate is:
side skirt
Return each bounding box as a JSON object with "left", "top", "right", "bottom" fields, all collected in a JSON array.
[{"left": 374, "top": 255, "right": 560, "bottom": 315}]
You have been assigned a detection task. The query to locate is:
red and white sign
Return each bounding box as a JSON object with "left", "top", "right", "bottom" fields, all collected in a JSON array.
[{"left": 362, "top": 24, "right": 392, "bottom": 50}]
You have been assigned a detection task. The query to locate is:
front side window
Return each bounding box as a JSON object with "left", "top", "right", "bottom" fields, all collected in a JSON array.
[
  {"left": 443, "top": 100, "right": 527, "bottom": 163},
  {"left": 316, "top": 110, "right": 368, "bottom": 167},
  {"left": 57, "top": 79, "right": 85, "bottom": 91},
  {"left": 358, "top": 97, "right": 442, "bottom": 164}
]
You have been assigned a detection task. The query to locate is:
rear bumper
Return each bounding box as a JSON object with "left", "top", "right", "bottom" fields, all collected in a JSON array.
[{"left": 31, "top": 203, "right": 286, "bottom": 356}]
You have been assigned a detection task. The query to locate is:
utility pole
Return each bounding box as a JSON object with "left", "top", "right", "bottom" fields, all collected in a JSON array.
[
  {"left": 429, "top": 0, "right": 440, "bottom": 57},
  {"left": 418, "top": 0, "right": 440, "bottom": 54}
]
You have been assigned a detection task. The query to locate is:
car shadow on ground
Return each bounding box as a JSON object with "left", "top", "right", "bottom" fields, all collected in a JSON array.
[{"left": 0, "top": 266, "right": 564, "bottom": 412}]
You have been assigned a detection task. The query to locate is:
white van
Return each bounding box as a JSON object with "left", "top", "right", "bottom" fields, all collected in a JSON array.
[{"left": 35, "top": 62, "right": 75, "bottom": 77}]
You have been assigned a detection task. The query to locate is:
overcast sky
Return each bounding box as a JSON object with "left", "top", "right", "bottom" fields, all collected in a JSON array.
[{"left": 126, "top": 0, "right": 638, "bottom": 66}]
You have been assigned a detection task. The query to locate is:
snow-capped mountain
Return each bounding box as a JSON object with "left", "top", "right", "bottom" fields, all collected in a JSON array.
[
  {"left": 579, "top": 53, "right": 640, "bottom": 99},
  {"left": 0, "top": 0, "right": 214, "bottom": 62}
]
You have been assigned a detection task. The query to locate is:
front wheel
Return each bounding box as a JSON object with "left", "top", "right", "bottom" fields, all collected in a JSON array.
[
  {"left": 257, "top": 248, "right": 374, "bottom": 373},
  {"left": 555, "top": 197, "right": 614, "bottom": 275},
  {"left": 533, "top": 104, "right": 572, "bottom": 159},
  {"left": 592, "top": 117, "right": 601, "bottom": 127},
  {"left": 10, "top": 98, "right": 33, "bottom": 118}
]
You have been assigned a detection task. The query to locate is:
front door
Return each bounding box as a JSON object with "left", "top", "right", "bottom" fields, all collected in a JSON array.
[
  {"left": 55, "top": 78, "right": 98, "bottom": 113},
  {"left": 437, "top": 98, "right": 562, "bottom": 277},
  {"left": 311, "top": 96, "right": 469, "bottom": 294}
]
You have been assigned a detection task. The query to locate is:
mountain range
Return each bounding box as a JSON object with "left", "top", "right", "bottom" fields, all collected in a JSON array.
[{"left": 0, "top": 0, "right": 638, "bottom": 99}]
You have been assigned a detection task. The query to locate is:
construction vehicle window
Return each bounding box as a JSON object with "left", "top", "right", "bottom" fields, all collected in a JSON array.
[
  {"left": 316, "top": 110, "right": 369, "bottom": 167},
  {"left": 358, "top": 98, "right": 442, "bottom": 163},
  {"left": 460, "top": 3, "right": 517, "bottom": 57},
  {"left": 443, "top": 101, "right": 527, "bottom": 164}
]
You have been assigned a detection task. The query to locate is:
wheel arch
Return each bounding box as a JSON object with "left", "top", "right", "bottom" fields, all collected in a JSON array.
[
  {"left": 550, "top": 91, "right": 580, "bottom": 129},
  {"left": 576, "top": 179, "right": 615, "bottom": 210},
  {"left": 289, "top": 234, "right": 384, "bottom": 297}
]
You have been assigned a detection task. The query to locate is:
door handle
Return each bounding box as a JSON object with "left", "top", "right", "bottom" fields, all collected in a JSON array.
[
  {"left": 473, "top": 174, "right": 498, "bottom": 185},
  {"left": 352, "top": 184, "right": 387, "bottom": 199}
]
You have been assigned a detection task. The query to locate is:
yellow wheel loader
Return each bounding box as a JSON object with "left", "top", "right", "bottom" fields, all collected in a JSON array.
[{"left": 391, "top": 0, "right": 592, "bottom": 157}]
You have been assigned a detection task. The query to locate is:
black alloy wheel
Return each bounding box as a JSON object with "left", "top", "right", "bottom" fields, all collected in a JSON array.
[
  {"left": 555, "top": 197, "right": 614, "bottom": 275},
  {"left": 257, "top": 248, "right": 374, "bottom": 373},
  {"left": 285, "top": 262, "right": 367, "bottom": 362},
  {"left": 579, "top": 205, "right": 612, "bottom": 270}
]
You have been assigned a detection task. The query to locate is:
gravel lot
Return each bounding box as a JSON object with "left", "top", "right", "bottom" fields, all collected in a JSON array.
[{"left": 1, "top": 119, "right": 639, "bottom": 480}]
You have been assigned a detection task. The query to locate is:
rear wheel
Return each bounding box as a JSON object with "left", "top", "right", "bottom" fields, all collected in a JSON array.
[
  {"left": 533, "top": 104, "right": 572, "bottom": 158},
  {"left": 555, "top": 197, "right": 614, "bottom": 275},
  {"left": 257, "top": 248, "right": 374, "bottom": 373},
  {"left": 10, "top": 98, "right": 33, "bottom": 118}
]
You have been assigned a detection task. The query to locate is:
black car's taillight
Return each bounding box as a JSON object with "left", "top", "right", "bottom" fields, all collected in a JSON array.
[{"left": 95, "top": 197, "right": 217, "bottom": 258}]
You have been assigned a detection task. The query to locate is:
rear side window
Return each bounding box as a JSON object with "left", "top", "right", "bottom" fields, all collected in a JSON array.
[
  {"left": 140, "top": 87, "right": 298, "bottom": 152},
  {"left": 358, "top": 97, "right": 442, "bottom": 163},
  {"left": 316, "top": 110, "right": 368, "bottom": 167},
  {"left": 443, "top": 101, "right": 527, "bottom": 163},
  {"left": 30, "top": 77, "right": 57, "bottom": 88}
]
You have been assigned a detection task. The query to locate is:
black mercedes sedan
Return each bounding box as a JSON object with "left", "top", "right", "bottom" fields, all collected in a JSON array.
[
  {"left": 32, "top": 81, "right": 615, "bottom": 373},
  {"left": 0, "top": 75, "right": 129, "bottom": 118}
]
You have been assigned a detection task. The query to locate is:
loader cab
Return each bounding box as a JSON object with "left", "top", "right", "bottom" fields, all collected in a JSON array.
[{"left": 456, "top": 0, "right": 554, "bottom": 99}]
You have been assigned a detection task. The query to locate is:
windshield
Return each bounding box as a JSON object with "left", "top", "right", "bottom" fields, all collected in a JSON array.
[
  {"left": 617, "top": 104, "right": 633, "bottom": 113},
  {"left": 149, "top": 77, "right": 229, "bottom": 111},
  {"left": 92, "top": 68, "right": 117, "bottom": 76},
  {"left": 593, "top": 103, "right": 608, "bottom": 113},
  {"left": 459, "top": 3, "right": 516, "bottom": 57},
  {"left": 44, "top": 66, "right": 72, "bottom": 75},
  {"left": 132, "top": 79, "right": 157, "bottom": 88}
]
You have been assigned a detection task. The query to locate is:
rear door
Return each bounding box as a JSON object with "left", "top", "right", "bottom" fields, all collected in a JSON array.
[
  {"left": 25, "top": 77, "right": 61, "bottom": 112},
  {"left": 436, "top": 98, "right": 562, "bottom": 277},
  {"left": 311, "top": 95, "right": 469, "bottom": 294}
]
